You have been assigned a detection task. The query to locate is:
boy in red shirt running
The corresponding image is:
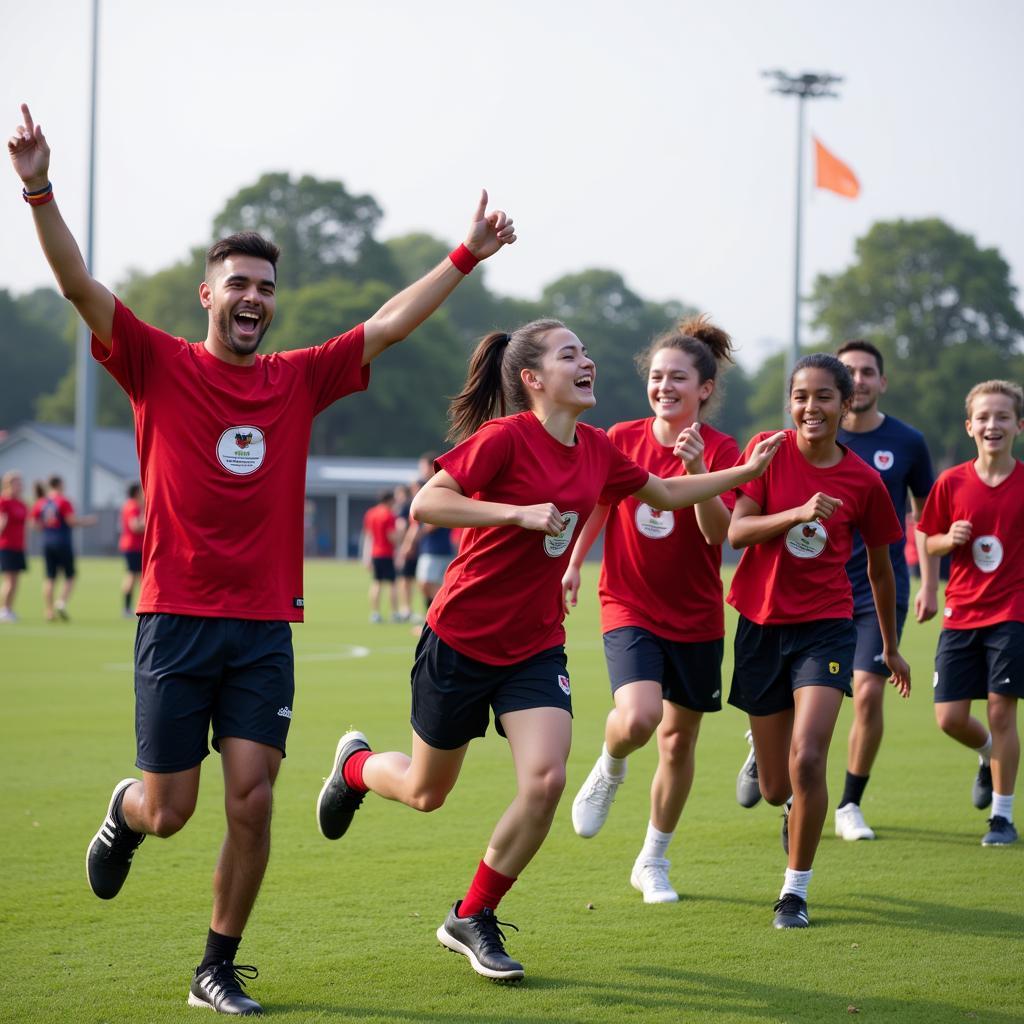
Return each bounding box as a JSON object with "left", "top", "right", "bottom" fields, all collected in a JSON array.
[
  {"left": 119, "top": 483, "right": 145, "bottom": 618},
  {"left": 917, "top": 380, "right": 1024, "bottom": 847},
  {"left": 362, "top": 491, "right": 400, "bottom": 623},
  {"left": 10, "top": 101, "right": 515, "bottom": 1015}
]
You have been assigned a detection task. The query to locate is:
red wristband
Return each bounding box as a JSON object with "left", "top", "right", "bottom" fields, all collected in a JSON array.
[
  {"left": 448, "top": 244, "right": 479, "bottom": 275},
  {"left": 26, "top": 191, "right": 55, "bottom": 207}
]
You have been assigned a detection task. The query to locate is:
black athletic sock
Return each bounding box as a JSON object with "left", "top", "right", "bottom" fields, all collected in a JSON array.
[
  {"left": 123, "top": 590, "right": 132, "bottom": 612},
  {"left": 839, "top": 771, "right": 869, "bottom": 809},
  {"left": 199, "top": 929, "right": 242, "bottom": 972},
  {"left": 111, "top": 786, "right": 140, "bottom": 833}
]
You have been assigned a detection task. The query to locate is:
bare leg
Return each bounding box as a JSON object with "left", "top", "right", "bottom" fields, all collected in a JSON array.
[
  {"left": 362, "top": 732, "right": 469, "bottom": 811},
  {"left": 847, "top": 670, "right": 886, "bottom": 776},
  {"left": 604, "top": 680, "right": 663, "bottom": 758},
  {"left": 650, "top": 704, "right": 703, "bottom": 833},
  {"left": 988, "top": 694, "right": 1020, "bottom": 796},
  {"left": 935, "top": 699, "right": 989, "bottom": 749},
  {"left": 210, "top": 738, "right": 282, "bottom": 936},
  {"left": 368, "top": 579, "right": 381, "bottom": 617},
  {"left": 788, "top": 686, "right": 845, "bottom": 871},
  {"left": 485, "top": 707, "right": 572, "bottom": 877},
  {"left": 121, "top": 766, "right": 201, "bottom": 837},
  {"left": 748, "top": 708, "right": 795, "bottom": 806},
  {"left": 42, "top": 577, "right": 55, "bottom": 619},
  {"left": 1, "top": 570, "right": 17, "bottom": 612}
]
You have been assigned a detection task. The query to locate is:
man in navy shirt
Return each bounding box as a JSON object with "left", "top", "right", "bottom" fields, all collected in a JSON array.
[{"left": 834, "top": 340, "right": 938, "bottom": 840}]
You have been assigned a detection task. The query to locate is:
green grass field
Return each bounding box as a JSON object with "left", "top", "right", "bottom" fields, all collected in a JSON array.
[{"left": 1, "top": 558, "right": 1020, "bottom": 1023}]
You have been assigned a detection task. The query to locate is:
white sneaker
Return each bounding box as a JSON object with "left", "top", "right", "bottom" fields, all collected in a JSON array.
[
  {"left": 571, "top": 758, "right": 624, "bottom": 838},
  {"left": 835, "top": 802, "right": 876, "bottom": 840},
  {"left": 630, "top": 857, "right": 679, "bottom": 903},
  {"left": 736, "top": 729, "right": 762, "bottom": 808},
  {"left": 0, "top": 609, "right": 17, "bottom": 623}
]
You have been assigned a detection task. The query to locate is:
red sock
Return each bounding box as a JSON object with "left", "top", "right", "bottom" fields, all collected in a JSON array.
[
  {"left": 458, "top": 860, "right": 517, "bottom": 918},
  {"left": 342, "top": 750, "right": 373, "bottom": 792}
]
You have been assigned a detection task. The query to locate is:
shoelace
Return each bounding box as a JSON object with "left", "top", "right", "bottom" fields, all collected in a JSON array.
[
  {"left": 636, "top": 859, "right": 673, "bottom": 891},
  {"left": 471, "top": 912, "right": 520, "bottom": 958},
  {"left": 773, "top": 893, "right": 805, "bottom": 916},
  {"left": 204, "top": 962, "right": 259, "bottom": 993},
  {"left": 987, "top": 816, "right": 1011, "bottom": 832},
  {"left": 107, "top": 820, "right": 145, "bottom": 858},
  {"left": 584, "top": 772, "right": 618, "bottom": 805}
]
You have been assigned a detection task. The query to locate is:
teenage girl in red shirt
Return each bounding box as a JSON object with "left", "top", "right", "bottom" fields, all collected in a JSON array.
[
  {"left": 727, "top": 354, "right": 910, "bottom": 929},
  {"left": 562, "top": 316, "right": 739, "bottom": 903},
  {"left": 317, "top": 319, "right": 784, "bottom": 981}
]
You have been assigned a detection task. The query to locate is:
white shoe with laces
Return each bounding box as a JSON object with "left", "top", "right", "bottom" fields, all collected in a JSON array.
[
  {"left": 835, "top": 802, "right": 876, "bottom": 840},
  {"left": 630, "top": 857, "right": 679, "bottom": 903},
  {"left": 571, "top": 757, "right": 624, "bottom": 838}
]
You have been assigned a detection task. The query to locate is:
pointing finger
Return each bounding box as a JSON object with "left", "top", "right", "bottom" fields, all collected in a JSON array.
[
  {"left": 473, "top": 188, "right": 488, "bottom": 222},
  {"left": 21, "top": 103, "right": 34, "bottom": 134}
]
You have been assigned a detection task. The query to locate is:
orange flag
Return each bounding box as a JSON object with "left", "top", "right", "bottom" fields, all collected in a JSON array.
[{"left": 814, "top": 136, "right": 860, "bottom": 198}]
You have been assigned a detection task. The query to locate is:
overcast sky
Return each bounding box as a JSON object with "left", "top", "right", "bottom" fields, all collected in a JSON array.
[{"left": 2, "top": 0, "right": 1022, "bottom": 369}]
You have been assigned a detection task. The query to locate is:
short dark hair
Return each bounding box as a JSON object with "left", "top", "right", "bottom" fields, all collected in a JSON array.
[
  {"left": 836, "top": 339, "right": 884, "bottom": 376},
  {"left": 205, "top": 232, "right": 281, "bottom": 280},
  {"left": 48, "top": 474, "right": 63, "bottom": 490},
  {"left": 378, "top": 489, "right": 395, "bottom": 504},
  {"left": 790, "top": 353, "right": 854, "bottom": 403},
  {"left": 127, "top": 482, "right": 141, "bottom": 499}
]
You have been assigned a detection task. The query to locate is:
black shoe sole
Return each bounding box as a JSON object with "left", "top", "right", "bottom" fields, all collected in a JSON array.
[{"left": 436, "top": 924, "right": 525, "bottom": 982}]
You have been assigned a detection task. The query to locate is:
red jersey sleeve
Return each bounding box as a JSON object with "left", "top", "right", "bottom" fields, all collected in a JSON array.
[
  {"left": 857, "top": 472, "right": 904, "bottom": 548},
  {"left": 917, "top": 473, "right": 952, "bottom": 538},
  {"left": 59, "top": 496, "right": 75, "bottom": 519},
  {"left": 598, "top": 432, "right": 651, "bottom": 504},
  {"left": 436, "top": 420, "right": 513, "bottom": 496},
  {"left": 280, "top": 324, "right": 370, "bottom": 414},
  {"left": 91, "top": 298, "right": 171, "bottom": 401}
]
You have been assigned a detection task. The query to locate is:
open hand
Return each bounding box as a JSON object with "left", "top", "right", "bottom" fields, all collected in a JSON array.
[
  {"left": 743, "top": 430, "right": 786, "bottom": 477},
  {"left": 8, "top": 104, "right": 50, "bottom": 189},
  {"left": 464, "top": 189, "right": 516, "bottom": 260},
  {"left": 561, "top": 565, "right": 581, "bottom": 614},
  {"left": 884, "top": 650, "right": 911, "bottom": 698}
]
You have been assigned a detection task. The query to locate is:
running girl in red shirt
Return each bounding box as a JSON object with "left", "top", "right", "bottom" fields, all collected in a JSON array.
[
  {"left": 317, "top": 319, "right": 784, "bottom": 981},
  {"left": 0, "top": 470, "right": 28, "bottom": 623},
  {"left": 917, "top": 380, "right": 1024, "bottom": 847},
  {"left": 561, "top": 316, "right": 739, "bottom": 903},
  {"left": 726, "top": 354, "right": 910, "bottom": 929},
  {"left": 119, "top": 483, "right": 145, "bottom": 618}
]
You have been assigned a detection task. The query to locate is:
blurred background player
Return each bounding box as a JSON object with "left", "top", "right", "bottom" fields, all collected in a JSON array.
[
  {"left": 918, "top": 380, "right": 1024, "bottom": 847},
  {"left": 726, "top": 355, "right": 910, "bottom": 929},
  {"left": 393, "top": 482, "right": 418, "bottom": 622},
  {"left": 119, "top": 483, "right": 145, "bottom": 618},
  {"left": 398, "top": 453, "right": 453, "bottom": 615},
  {"left": 317, "top": 320, "right": 783, "bottom": 982},
  {"left": 563, "top": 316, "right": 740, "bottom": 903},
  {"left": 0, "top": 470, "right": 29, "bottom": 622},
  {"left": 362, "top": 490, "right": 400, "bottom": 623}
]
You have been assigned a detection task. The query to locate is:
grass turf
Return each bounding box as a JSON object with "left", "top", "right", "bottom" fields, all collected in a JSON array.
[{"left": 0, "top": 558, "right": 1020, "bottom": 1023}]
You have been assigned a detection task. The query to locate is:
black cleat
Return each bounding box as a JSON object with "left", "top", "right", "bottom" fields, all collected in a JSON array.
[
  {"left": 773, "top": 892, "right": 809, "bottom": 928},
  {"left": 736, "top": 729, "right": 762, "bottom": 808},
  {"left": 973, "top": 764, "right": 993, "bottom": 810},
  {"left": 316, "top": 730, "right": 370, "bottom": 840},
  {"left": 437, "top": 901, "right": 525, "bottom": 981},
  {"left": 781, "top": 800, "right": 791, "bottom": 855},
  {"left": 86, "top": 778, "right": 145, "bottom": 899},
  {"left": 981, "top": 816, "right": 1018, "bottom": 846},
  {"left": 188, "top": 962, "right": 263, "bottom": 1015}
]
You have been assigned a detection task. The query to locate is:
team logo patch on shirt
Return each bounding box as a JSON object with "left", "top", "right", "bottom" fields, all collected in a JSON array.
[
  {"left": 972, "top": 535, "right": 1003, "bottom": 573},
  {"left": 217, "top": 425, "right": 266, "bottom": 476},
  {"left": 635, "top": 502, "right": 675, "bottom": 540},
  {"left": 873, "top": 450, "right": 895, "bottom": 472},
  {"left": 557, "top": 674, "right": 571, "bottom": 696},
  {"left": 544, "top": 511, "right": 579, "bottom": 558},
  {"left": 785, "top": 520, "right": 827, "bottom": 559}
]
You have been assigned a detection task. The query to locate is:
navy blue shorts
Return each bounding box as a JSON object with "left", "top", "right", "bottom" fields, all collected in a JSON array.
[
  {"left": 400, "top": 554, "right": 418, "bottom": 580},
  {"left": 603, "top": 626, "right": 723, "bottom": 712},
  {"left": 123, "top": 550, "right": 143, "bottom": 573},
  {"left": 410, "top": 626, "right": 572, "bottom": 750},
  {"left": 134, "top": 614, "right": 294, "bottom": 773},
  {"left": 933, "top": 622, "right": 1024, "bottom": 703},
  {"left": 0, "top": 550, "right": 26, "bottom": 573},
  {"left": 729, "top": 616, "right": 856, "bottom": 716},
  {"left": 852, "top": 604, "right": 909, "bottom": 675},
  {"left": 44, "top": 544, "right": 75, "bottom": 580},
  {"left": 372, "top": 556, "right": 396, "bottom": 582}
]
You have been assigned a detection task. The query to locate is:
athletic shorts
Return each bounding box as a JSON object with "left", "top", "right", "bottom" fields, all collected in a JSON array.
[
  {"left": 603, "top": 626, "right": 723, "bottom": 713},
  {"left": 372, "top": 556, "right": 396, "bottom": 582},
  {"left": 43, "top": 544, "right": 75, "bottom": 580},
  {"left": 123, "top": 550, "right": 143, "bottom": 573},
  {"left": 134, "top": 613, "right": 294, "bottom": 773},
  {"left": 416, "top": 553, "right": 453, "bottom": 585},
  {"left": 852, "top": 604, "right": 909, "bottom": 675},
  {"left": 729, "top": 615, "right": 856, "bottom": 716},
  {"left": 933, "top": 622, "right": 1024, "bottom": 703},
  {"left": 410, "top": 625, "right": 572, "bottom": 750},
  {"left": 0, "top": 550, "right": 26, "bottom": 573},
  {"left": 399, "top": 553, "right": 418, "bottom": 580}
]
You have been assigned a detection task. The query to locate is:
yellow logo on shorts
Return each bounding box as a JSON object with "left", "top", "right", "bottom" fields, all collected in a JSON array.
[{"left": 828, "top": 661, "right": 840, "bottom": 675}]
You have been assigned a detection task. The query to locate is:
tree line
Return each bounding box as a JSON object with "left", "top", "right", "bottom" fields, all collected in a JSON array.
[{"left": 2, "top": 172, "right": 1021, "bottom": 466}]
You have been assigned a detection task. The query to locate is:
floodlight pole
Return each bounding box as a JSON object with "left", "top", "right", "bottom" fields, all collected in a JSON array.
[
  {"left": 762, "top": 70, "right": 843, "bottom": 418},
  {"left": 75, "top": 0, "right": 100, "bottom": 519}
]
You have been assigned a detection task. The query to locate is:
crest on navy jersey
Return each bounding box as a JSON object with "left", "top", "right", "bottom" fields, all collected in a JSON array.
[{"left": 873, "top": 450, "right": 894, "bottom": 471}]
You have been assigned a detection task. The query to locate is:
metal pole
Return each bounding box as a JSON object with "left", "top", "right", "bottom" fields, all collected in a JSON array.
[
  {"left": 74, "top": 0, "right": 99, "bottom": 524},
  {"left": 787, "top": 92, "right": 806, "bottom": 418}
]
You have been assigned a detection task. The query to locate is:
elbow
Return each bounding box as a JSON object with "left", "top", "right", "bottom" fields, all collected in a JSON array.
[{"left": 727, "top": 527, "right": 747, "bottom": 550}]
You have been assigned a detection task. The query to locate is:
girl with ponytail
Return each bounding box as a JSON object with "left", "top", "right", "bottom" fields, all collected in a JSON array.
[
  {"left": 317, "top": 319, "right": 784, "bottom": 981},
  {"left": 562, "top": 314, "right": 742, "bottom": 903}
]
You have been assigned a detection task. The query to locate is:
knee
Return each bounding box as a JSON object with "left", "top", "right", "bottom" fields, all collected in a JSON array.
[
  {"left": 522, "top": 764, "right": 567, "bottom": 816},
  {"left": 790, "top": 742, "right": 827, "bottom": 791},
  {"left": 760, "top": 781, "right": 792, "bottom": 806},
  {"left": 226, "top": 779, "right": 274, "bottom": 833},
  {"left": 658, "top": 726, "right": 697, "bottom": 765},
  {"left": 620, "top": 706, "right": 661, "bottom": 747},
  {"left": 988, "top": 702, "right": 1018, "bottom": 736},
  {"left": 935, "top": 706, "right": 964, "bottom": 736},
  {"left": 408, "top": 786, "right": 451, "bottom": 813},
  {"left": 148, "top": 804, "right": 193, "bottom": 838}
]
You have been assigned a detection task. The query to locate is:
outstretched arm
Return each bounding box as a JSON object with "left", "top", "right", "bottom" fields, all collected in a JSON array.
[
  {"left": 728, "top": 490, "right": 844, "bottom": 549},
  {"left": 8, "top": 104, "right": 114, "bottom": 347},
  {"left": 361, "top": 190, "right": 516, "bottom": 365}
]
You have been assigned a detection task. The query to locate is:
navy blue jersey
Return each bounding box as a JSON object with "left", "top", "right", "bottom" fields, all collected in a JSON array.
[
  {"left": 418, "top": 525, "right": 452, "bottom": 556},
  {"left": 838, "top": 415, "right": 934, "bottom": 612}
]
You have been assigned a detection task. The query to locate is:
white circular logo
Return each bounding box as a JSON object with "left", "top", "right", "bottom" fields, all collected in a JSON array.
[
  {"left": 972, "top": 535, "right": 1003, "bottom": 573},
  {"left": 216, "top": 426, "right": 266, "bottom": 476},
  {"left": 873, "top": 450, "right": 895, "bottom": 472},
  {"left": 544, "top": 511, "right": 579, "bottom": 558},
  {"left": 785, "top": 520, "right": 828, "bottom": 559},
  {"left": 635, "top": 503, "right": 675, "bottom": 540}
]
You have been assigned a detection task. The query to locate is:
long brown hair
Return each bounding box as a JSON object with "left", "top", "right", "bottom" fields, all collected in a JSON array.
[{"left": 447, "top": 319, "right": 566, "bottom": 442}]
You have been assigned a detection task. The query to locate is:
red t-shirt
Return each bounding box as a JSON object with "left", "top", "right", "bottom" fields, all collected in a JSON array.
[
  {"left": 599, "top": 419, "right": 740, "bottom": 642},
  {"left": 93, "top": 299, "right": 369, "bottom": 621},
  {"left": 363, "top": 504, "right": 397, "bottom": 558},
  {"left": 727, "top": 431, "right": 903, "bottom": 625},
  {"left": 119, "top": 498, "right": 144, "bottom": 553},
  {"left": 31, "top": 494, "right": 75, "bottom": 544},
  {"left": 917, "top": 460, "right": 1024, "bottom": 629},
  {"left": 427, "top": 412, "right": 650, "bottom": 665},
  {"left": 0, "top": 497, "right": 27, "bottom": 551}
]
